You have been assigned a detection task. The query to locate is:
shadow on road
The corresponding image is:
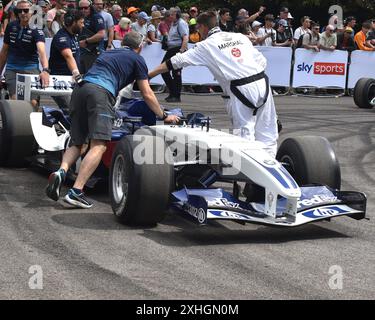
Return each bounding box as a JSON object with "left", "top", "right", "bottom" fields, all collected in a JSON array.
[
  {"left": 50, "top": 209, "right": 349, "bottom": 245},
  {"left": 140, "top": 223, "right": 349, "bottom": 246}
]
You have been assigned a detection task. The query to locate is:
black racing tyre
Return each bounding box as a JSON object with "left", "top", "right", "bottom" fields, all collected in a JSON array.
[
  {"left": 276, "top": 136, "right": 341, "bottom": 190},
  {"left": 353, "top": 78, "right": 375, "bottom": 109},
  {"left": 109, "top": 135, "right": 174, "bottom": 226},
  {"left": 0, "top": 100, "right": 35, "bottom": 167}
]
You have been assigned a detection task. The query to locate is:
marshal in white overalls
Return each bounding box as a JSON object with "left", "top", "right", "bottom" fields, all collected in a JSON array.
[{"left": 170, "top": 28, "right": 279, "bottom": 157}]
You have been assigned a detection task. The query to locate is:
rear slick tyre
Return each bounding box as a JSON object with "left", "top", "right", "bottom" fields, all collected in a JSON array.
[{"left": 0, "top": 100, "right": 35, "bottom": 167}]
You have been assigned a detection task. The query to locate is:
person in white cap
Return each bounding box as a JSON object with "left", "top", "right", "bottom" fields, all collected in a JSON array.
[
  {"left": 251, "top": 20, "right": 262, "bottom": 34},
  {"left": 149, "top": 11, "right": 279, "bottom": 157}
]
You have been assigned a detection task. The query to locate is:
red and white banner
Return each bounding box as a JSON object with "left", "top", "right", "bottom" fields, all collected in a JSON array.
[{"left": 293, "top": 49, "right": 348, "bottom": 89}]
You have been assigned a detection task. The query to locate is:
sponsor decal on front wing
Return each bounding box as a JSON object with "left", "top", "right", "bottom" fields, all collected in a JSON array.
[
  {"left": 207, "top": 198, "right": 240, "bottom": 209},
  {"left": 208, "top": 210, "right": 252, "bottom": 221},
  {"left": 297, "top": 194, "right": 338, "bottom": 209},
  {"left": 302, "top": 205, "right": 355, "bottom": 219},
  {"left": 183, "top": 203, "right": 207, "bottom": 224}
]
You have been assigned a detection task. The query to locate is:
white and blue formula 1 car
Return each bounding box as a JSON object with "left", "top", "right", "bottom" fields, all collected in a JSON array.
[
  {"left": 0, "top": 74, "right": 367, "bottom": 227},
  {"left": 110, "top": 117, "right": 367, "bottom": 227}
]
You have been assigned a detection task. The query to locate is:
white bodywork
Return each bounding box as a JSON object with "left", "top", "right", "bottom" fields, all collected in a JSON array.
[
  {"left": 15, "top": 74, "right": 73, "bottom": 151},
  {"left": 153, "top": 125, "right": 301, "bottom": 218},
  {"left": 30, "top": 112, "right": 69, "bottom": 151},
  {"left": 16, "top": 74, "right": 73, "bottom": 101}
]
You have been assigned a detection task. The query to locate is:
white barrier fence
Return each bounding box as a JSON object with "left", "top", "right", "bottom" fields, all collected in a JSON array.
[
  {"left": 256, "top": 46, "right": 292, "bottom": 87},
  {"left": 293, "top": 49, "right": 348, "bottom": 89},
  {"left": 0, "top": 37, "right": 292, "bottom": 87},
  {"left": 347, "top": 51, "right": 375, "bottom": 89},
  {"left": 1, "top": 36, "right": 375, "bottom": 90},
  {"left": 92, "top": 41, "right": 294, "bottom": 86}
]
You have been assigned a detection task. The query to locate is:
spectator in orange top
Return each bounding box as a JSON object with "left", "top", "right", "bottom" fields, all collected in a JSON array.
[
  {"left": 188, "top": 18, "right": 200, "bottom": 43},
  {"left": 354, "top": 21, "right": 375, "bottom": 51}
]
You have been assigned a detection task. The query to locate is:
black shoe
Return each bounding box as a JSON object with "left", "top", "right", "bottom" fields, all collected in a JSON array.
[
  {"left": 64, "top": 188, "right": 93, "bottom": 209},
  {"left": 165, "top": 96, "right": 181, "bottom": 103},
  {"left": 46, "top": 169, "right": 65, "bottom": 201}
]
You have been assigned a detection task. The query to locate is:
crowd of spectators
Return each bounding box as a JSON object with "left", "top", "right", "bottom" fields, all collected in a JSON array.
[
  {"left": 1, "top": 1, "right": 375, "bottom": 52},
  {"left": 1, "top": 0, "right": 375, "bottom": 97}
]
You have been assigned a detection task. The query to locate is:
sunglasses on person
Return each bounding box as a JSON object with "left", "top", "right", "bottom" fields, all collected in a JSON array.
[
  {"left": 79, "top": 6, "right": 90, "bottom": 10},
  {"left": 16, "top": 8, "right": 30, "bottom": 14}
]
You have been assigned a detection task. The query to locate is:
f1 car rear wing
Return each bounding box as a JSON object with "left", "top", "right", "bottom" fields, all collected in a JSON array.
[
  {"left": 15, "top": 73, "right": 132, "bottom": 110},
  {"left": 16, "top": 74, "right": 73, "bottom": 101}
]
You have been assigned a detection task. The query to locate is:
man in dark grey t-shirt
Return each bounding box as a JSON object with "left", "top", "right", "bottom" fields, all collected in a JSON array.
[{"left": 161, "top": 7, "right": 189, "bottom": 103}]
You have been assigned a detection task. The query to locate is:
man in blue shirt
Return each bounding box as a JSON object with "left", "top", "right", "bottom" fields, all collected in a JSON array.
[
  {"left": 77, "top": 0, "right": 105, "bottom": 73},
  {"left": 49, "top": 9, "right": 84, "bottom": 112},
  {"left": 0, "top": 0, "right": 49, "bottom": 109},
  {"left": 46, "top": 31, "right": 179, "bottom": 208}
]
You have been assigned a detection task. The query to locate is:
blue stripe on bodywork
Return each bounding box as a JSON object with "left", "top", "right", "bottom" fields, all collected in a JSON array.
[
  {"left": 279, "top": 165, "right": 299, "bottom": 188},
  {"left": 265, "top": 167, "right": 290, "bottom": 189},
  {"left": 241, "top": 151, "right": 291, "bottom": 189}
]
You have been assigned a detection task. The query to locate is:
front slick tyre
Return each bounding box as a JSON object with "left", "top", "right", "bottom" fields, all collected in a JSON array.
[
  {"left": 109, "top": 135, "right": 174, "bottom": 226},
  {"left": 277, "top": 136, "right": 341, "bottom": 190}
]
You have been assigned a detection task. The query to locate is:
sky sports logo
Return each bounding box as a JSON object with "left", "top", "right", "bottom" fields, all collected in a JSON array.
[{"left": 297, "top": 62, "right": 346, "bottom": 75}]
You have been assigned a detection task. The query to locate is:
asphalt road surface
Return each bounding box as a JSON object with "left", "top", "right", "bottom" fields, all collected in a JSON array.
[{"left": 0, "top": 94, "right": 374, "bottom": 300}]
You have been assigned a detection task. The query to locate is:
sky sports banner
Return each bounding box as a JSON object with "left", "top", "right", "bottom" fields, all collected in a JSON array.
[
  {"left": 347, "top": 51, "right": 375, "bottom": 88},
  {"left": 293, "top": 49, "right": 348, "bottom": 89}
]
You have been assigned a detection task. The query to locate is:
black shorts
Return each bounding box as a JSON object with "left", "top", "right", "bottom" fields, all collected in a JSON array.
[{"left": 69, "top": 82, "right": 116, "bottom": 146}]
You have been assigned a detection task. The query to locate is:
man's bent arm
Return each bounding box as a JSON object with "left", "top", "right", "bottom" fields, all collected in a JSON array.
[
  {"left": 87, "top": 30, "right": 105, "bottom": 44},
  {"left": 137, "top": 79, "right": 164, "bottom": 118},
  {"left": 61, "top": 48, "right": 80, "bottom": 73}
]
